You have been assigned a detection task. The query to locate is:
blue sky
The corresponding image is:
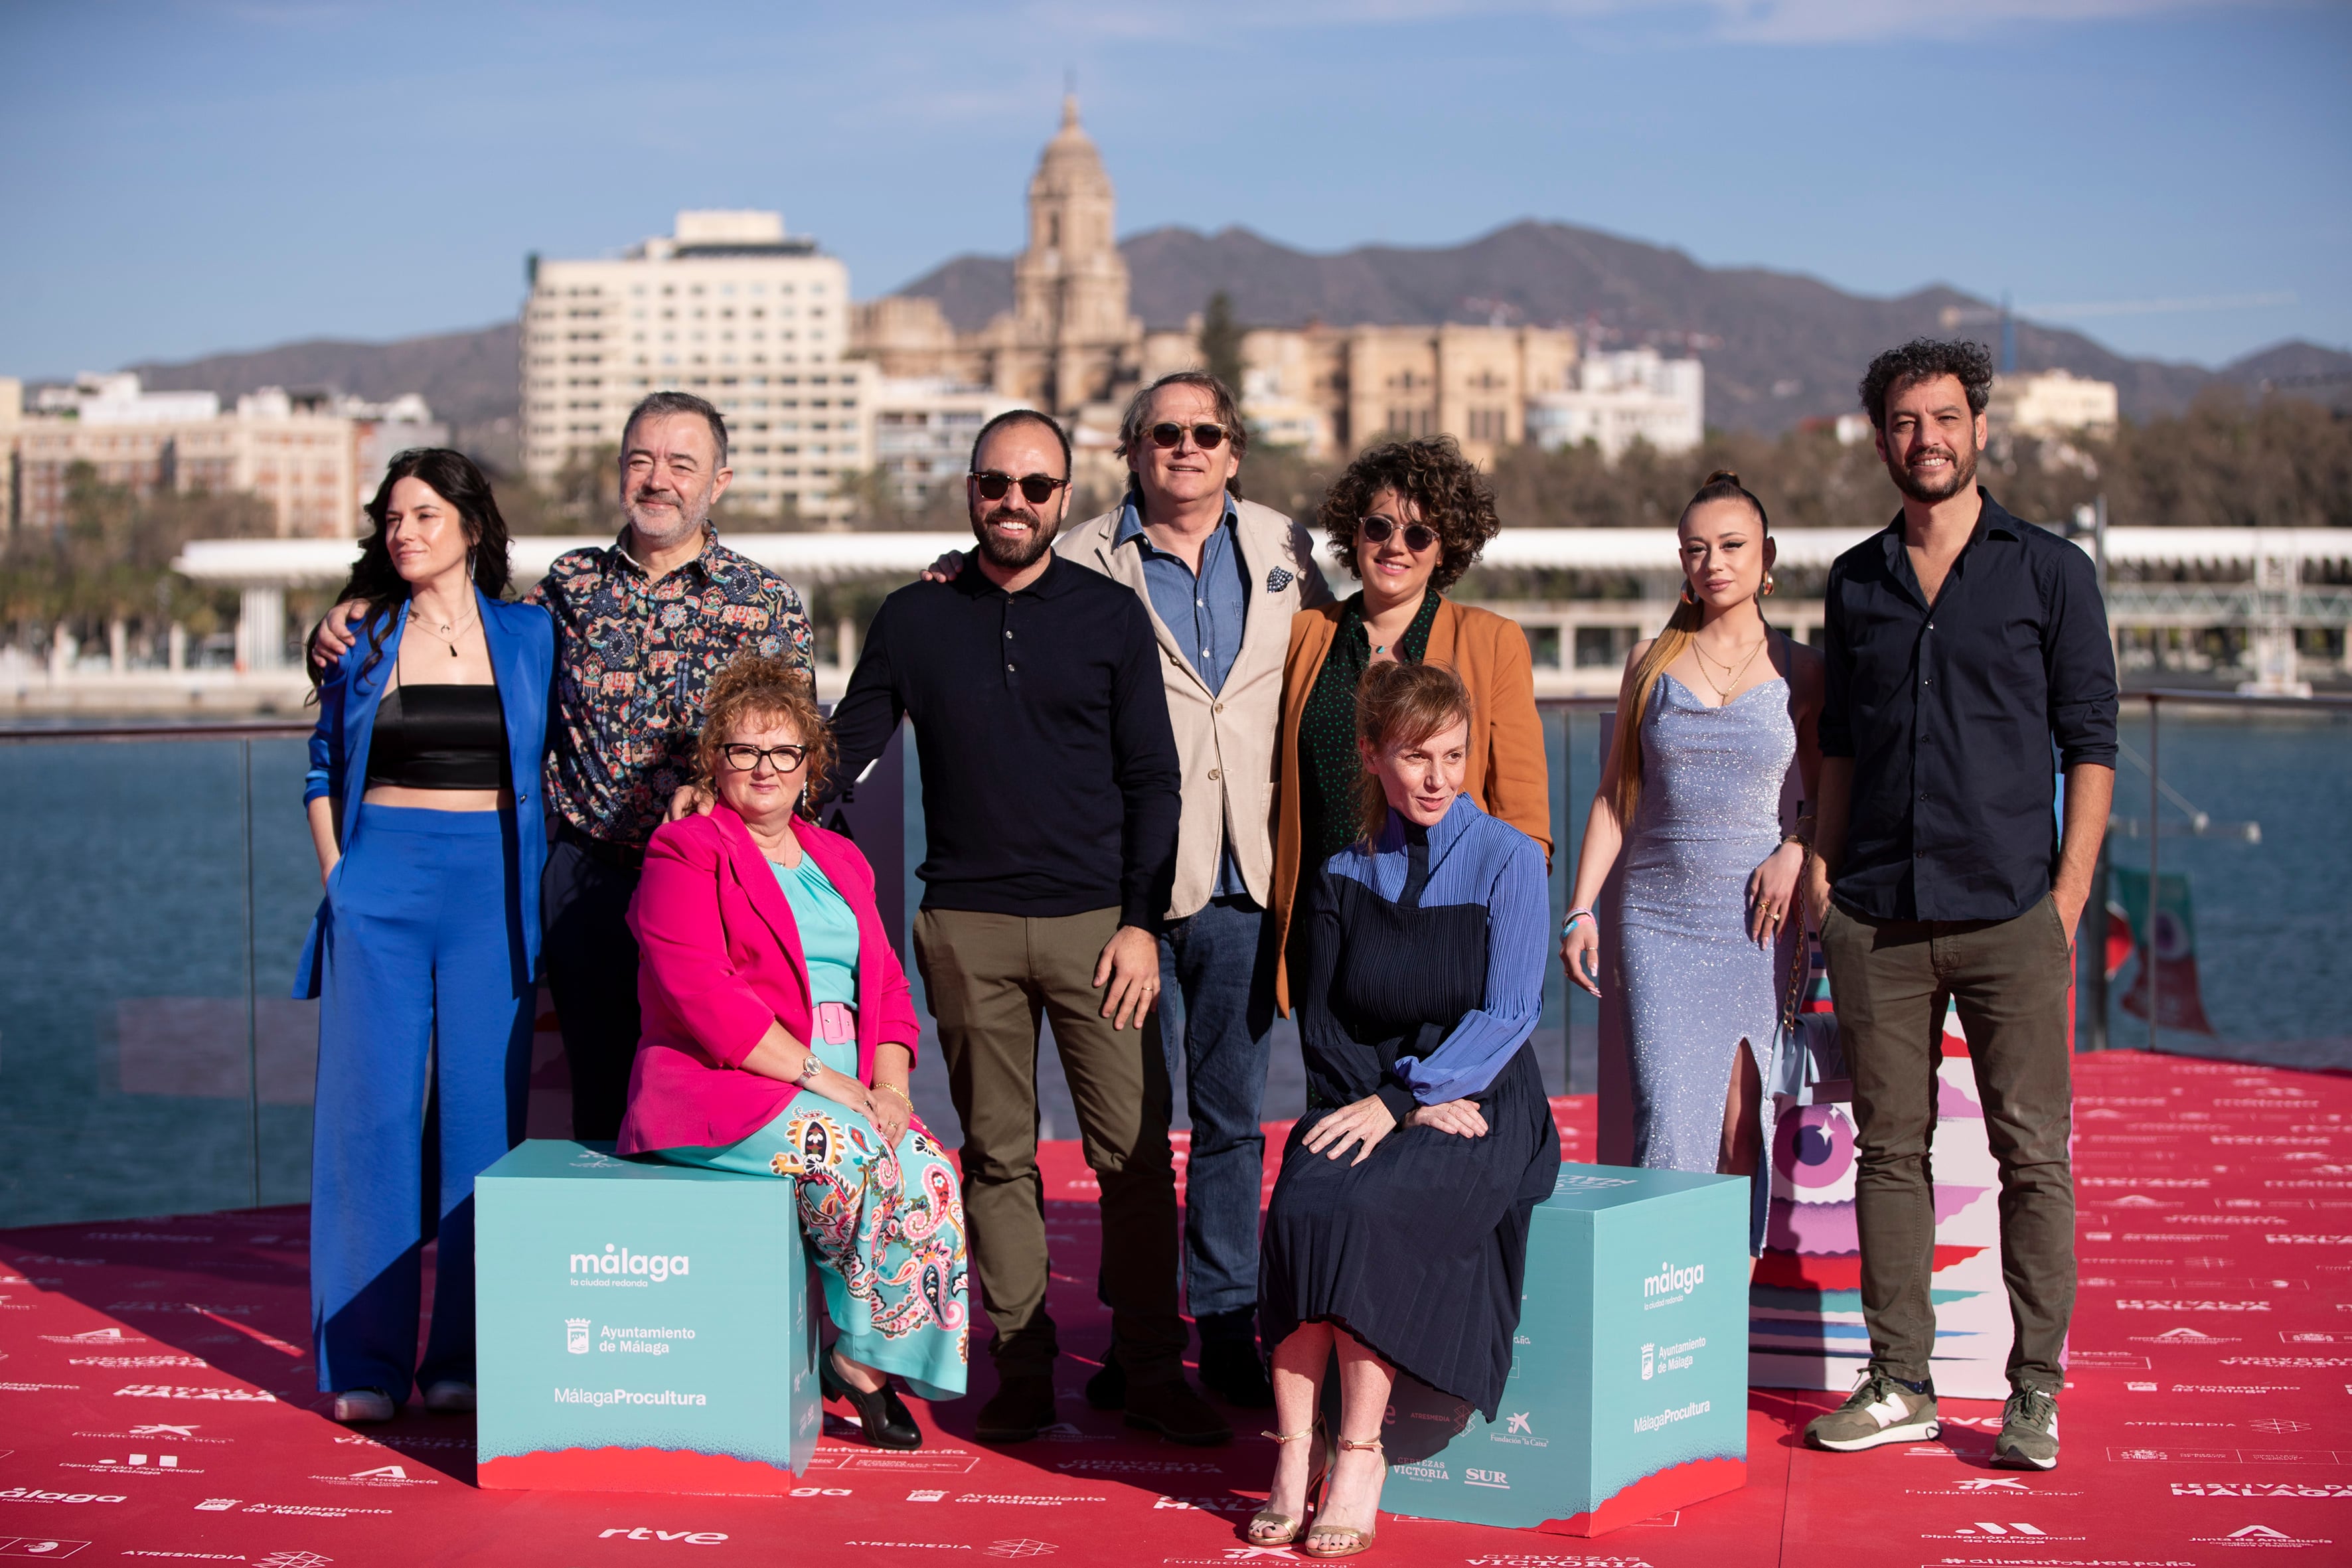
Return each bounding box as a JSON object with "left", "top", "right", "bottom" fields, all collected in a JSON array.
[{"left": 2, "top": 0, "right": 2343, "bottom": 378}]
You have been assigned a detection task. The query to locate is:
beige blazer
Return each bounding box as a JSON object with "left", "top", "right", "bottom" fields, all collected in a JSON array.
[{"left": 1058, "top": 498, "right": 1333, "bottom": 921}]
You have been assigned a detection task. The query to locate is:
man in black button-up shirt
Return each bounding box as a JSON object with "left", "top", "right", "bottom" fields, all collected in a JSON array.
[
  {"left": 1800, "top": 340, "right": 2116, "bottom": 1472},
  {"left": 829, "top": 410, "right": 1229, "bottom": 1449}
]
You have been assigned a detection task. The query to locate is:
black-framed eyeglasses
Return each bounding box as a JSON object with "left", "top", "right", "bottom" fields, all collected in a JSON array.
[
  {"left": 721, "top": 743, "right": 809, "bottom": 773},
  {"left": 1148, "top": 421, "right": 1229, "bottom": 451},
  {"left": 970, "top": 470, "right": 1070, "bottom": 505},
  {"left": 1360, "top": 516, "right": 1438, "bottom": 552}
]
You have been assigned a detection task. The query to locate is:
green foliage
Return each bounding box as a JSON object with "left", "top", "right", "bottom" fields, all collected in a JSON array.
[
  {"left": 1202, "top": 291, "right": 1245, "bottom": 400},
  {"left": 1, "top": 462, "right": 271, "bottom": 647}
]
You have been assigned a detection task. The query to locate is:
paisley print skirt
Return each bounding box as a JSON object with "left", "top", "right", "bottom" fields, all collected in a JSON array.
[{"left": 662, "top": 1099, "right": 970, "bottom": 1401}]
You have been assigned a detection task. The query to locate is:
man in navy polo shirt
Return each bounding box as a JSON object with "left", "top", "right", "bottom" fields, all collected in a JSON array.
[{"left": 1802, "top": 339, "right": 2116, "bottom": 1472}]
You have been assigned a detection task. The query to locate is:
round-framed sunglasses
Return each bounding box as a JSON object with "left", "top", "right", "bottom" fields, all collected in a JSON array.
[
  {"left": 1360, "top": 516, "right": 1438, "bottom": 552},
  {"left": 1146, "top": 421, "right": 1231, "bottom": 450},
  {"left": 722, "top": 742, "right": 809, "bottom": 773},
  {"left": 970, "top": 470, "right": 1071, "bottom": 505}
]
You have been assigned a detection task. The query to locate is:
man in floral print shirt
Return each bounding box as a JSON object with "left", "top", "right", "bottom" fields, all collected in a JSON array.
[{"left": 313, "top": 392, "right": 812, "bottom": 1138}]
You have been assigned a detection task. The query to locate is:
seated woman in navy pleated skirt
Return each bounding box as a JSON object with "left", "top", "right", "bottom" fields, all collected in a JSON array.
[{"left": 1255, "top": 661, "right": 1561, "bottom": 1559}]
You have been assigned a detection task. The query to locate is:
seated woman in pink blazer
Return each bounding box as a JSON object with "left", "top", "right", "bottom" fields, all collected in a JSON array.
[{"left": 619, "top": 655, "right": 968, "bottom": 1449}]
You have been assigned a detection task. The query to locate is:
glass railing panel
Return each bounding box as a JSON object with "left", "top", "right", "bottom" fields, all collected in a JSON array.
[
  {"left": 0, "top": 728, "right": 319, "bottom": 1228},
  {"left": 2100, "top": 700, "right": 2352, "bottom": 1071}
]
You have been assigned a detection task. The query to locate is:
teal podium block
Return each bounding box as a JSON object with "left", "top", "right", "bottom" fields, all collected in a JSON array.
[
  {"left": 1376, "top": 1163, "right": 1749, "bottom": 1535},
  {"left": 475, "top": 1140, "right": 819, "bottom": 1494}
]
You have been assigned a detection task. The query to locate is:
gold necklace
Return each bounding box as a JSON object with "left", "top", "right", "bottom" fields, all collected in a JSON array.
[
  {"left": 1693, "top": 631, "right": 1768, "bottom": 706},
  {"left": 406, "top": 603, "right": 477, "bottom": 659}
]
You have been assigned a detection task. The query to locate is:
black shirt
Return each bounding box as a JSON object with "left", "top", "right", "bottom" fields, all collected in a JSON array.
[
  {"left": 828, "top": 555, "right": 1181, "bottom": 929},
  {"left": 1820, "top": 488, "right": 2118, "bottom": 923}
]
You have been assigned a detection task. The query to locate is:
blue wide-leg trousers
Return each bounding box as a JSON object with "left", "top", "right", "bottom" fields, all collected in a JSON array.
[{"left": 311, "top": 805, "right": 531, "bottom": 1399}]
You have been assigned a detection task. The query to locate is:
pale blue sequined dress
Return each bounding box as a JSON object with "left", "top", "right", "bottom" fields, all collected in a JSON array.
[{"left": 1618, "top": 671, "right": 1798, "bottom": 1172}]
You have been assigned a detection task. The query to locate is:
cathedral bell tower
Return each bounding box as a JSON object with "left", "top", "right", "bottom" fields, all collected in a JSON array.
[{"left": 1010, "top": 96, "right": 1136, "bottom": 414}]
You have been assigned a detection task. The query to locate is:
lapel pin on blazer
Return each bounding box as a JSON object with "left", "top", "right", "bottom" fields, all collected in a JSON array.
[{"left": 1266, "top": 566, "right": 1294, "bottom": 593}]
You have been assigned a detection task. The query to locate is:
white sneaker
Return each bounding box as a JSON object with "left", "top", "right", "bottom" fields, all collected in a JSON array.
[
  {"left": 332, "top": 1388, "right": 396, "bottom": 1423},
  {"left": 1804, "top": 1371, "right": 1940, "bottom": 1452}
]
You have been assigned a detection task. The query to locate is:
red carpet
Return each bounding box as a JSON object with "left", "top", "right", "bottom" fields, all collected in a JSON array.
[{"left": 3, "top": 1050, "right": 2348, "bottom": 1565}]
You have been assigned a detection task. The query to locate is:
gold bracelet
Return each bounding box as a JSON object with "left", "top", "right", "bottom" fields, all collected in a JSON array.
[{"left": 876, "top": 1083, "right": 913, "bottom": 1107}]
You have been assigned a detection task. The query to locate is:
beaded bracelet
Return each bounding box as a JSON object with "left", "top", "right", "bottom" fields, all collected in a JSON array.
[{"left": 1560, "top": 907, "right": 1596, "bottom": 938}]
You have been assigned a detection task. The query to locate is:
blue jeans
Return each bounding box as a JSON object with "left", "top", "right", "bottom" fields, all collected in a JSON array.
[{"left": 1158, "top": 896, "right": 1277, "bottom": 1326}]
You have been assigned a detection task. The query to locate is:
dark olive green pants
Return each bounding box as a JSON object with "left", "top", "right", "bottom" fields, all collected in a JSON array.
[
  {"left": 1821, "top": 894, "right": 2076, "bottom": 1394},
  {"left": 913, "top": 905, "right": 1186, "bottom": 1386}
]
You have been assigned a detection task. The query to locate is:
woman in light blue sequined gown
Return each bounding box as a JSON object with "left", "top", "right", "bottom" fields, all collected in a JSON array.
[{"left": 1561, "top": 472, "right": 1822, "bottom": 1233}]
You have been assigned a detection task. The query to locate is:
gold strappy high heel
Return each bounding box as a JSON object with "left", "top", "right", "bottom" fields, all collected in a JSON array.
[
  {"left": 1246, "top": 1423, "right": 1329, "bottom": 1547},
  {"left": 1302, "top": 1435, "right": 1383, "bottom": 1558}
]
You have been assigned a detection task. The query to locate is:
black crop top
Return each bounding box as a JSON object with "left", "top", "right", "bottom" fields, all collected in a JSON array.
[{"left": 365, "top": 684, "right": 509, "bottom": 791}]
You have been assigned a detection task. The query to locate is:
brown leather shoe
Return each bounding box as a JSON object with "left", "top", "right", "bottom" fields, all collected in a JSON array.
[
  {"left": 975, "top": 1374, "right": 1058, "bottom": 1443},
  {"left": 1123, "top": 1375, "right": 1233, "bottom": 1447}
]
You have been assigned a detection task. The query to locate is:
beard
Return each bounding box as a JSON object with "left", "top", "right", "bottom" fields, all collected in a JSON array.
[
  {"left": 970, "top": 503, "right": 1058, "bottom": 571},
  {"left": 1889, "top": 437, "right": 1980, "bottom": 505},
  {"left": 625, "top": 486, "right": 711, "bottom": 550}
]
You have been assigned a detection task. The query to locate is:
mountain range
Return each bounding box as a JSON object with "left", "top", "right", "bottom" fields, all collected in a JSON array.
[{"left": 121, "top": 219, "right": 2348, "bottom": 456}]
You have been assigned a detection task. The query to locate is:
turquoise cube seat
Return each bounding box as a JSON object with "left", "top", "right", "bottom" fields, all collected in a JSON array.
[
  {"left": 1375, "top": 1162, "right": 1749, "bottom": 1536},
  {"left": 475, "top": 1140, "right": 819, "bottom": 1494}
]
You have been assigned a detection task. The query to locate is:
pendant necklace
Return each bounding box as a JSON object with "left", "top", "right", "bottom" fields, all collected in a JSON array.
[
  {"left": 1692, "top": 631, "right": 1767, "bottom": 707},
  {"left": 408, "top": 603, "right": 477, "bottom": 659}
]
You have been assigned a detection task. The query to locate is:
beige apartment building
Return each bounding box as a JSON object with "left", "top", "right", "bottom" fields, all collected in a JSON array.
[
  {"left": 7, "top": 376, "right": 376, "bottom": 540},
  {"left": 522, "top": 209, "right": 872, "bottom": 522},
  {"left": 1989, "top": 368, "right": 2120, "bottom": 438}
]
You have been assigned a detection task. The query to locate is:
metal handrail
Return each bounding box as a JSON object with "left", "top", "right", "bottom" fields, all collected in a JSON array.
[{"left": 0, "top": 720, "right": 315, "bottom": 744}]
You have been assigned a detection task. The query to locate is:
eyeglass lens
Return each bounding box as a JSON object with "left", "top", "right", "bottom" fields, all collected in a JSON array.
[
  {"left": 973, "top": 471, "right": 1065, "bottom": 505},
  {"left": 1362, "top": 516, "right": 1437, "bottom": 552},
  {"left": 1148, "top": 422, "right": 1227, "bottom": 450},
  {"left": 724, "top": 744, "right": 807, "bottom": 772}
]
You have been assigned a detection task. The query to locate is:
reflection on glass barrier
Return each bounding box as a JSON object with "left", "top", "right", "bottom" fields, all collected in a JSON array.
[
  {"left": 2097, "top": 702, "right": 2352, "bottom": 1071},
  {"left": 0, "top": 729, "right": 322, "bottom": 1228}
]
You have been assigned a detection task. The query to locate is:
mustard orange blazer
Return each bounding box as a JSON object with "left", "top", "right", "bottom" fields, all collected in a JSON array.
[{"left": 1269, "top": 596, "right": 1553, "bottom": 1014}]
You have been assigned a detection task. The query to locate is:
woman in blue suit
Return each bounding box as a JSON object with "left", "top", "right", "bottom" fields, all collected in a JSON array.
[{"left": 297, "top": 447, "right": 554, "bottom": 1424}]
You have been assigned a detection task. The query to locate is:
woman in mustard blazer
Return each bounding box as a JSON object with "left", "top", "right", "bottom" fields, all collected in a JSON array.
[{"left": 1271, "top": 435, "right": 1551, "bottom": 1013}]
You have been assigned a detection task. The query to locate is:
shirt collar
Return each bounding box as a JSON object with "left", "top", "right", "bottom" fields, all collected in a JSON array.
[
  {"left": 1114, "top": 493, "right": 1238, "bottom": 558},
  {"left": 1876, "top": 485, "right": 2023, "bottom": 564},
  {"left": 1372, "top": 789, "right": 1483, "bottom": 861},
  {"left": 955, "top": 550, "right": 1067, "bottom": 599},
  {"left": 611, "top": 523, "right": 721, "bottom": 583}
]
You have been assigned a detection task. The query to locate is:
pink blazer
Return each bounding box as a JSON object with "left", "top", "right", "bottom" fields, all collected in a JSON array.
[{"left": 615, "top": 804, "right": 923, "bottom": 1155}]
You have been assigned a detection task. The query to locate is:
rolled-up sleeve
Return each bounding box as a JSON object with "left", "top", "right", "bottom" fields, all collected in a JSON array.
[
  {"left": 2044, "top": 544, "right": 2119, "bottom": 770},
  {"left": 1393, "top": 834, "right": 1547, "bottom": 1105}
]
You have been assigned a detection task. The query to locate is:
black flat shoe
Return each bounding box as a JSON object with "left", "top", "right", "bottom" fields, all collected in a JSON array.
[{"left": 821, "top": 1353, "right": 921, "bottom": 1449}]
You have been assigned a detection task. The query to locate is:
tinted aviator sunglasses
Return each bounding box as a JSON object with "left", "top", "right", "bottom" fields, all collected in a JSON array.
[
  {"left": 970, "top": 470, "right": 1071, "bottom": 505},
  {"left": 1147, "top": 421, "right": 1231, "bottom": 450},
  {"left": 1360, "top": 515, "right": 1438, "bottom": 552}
]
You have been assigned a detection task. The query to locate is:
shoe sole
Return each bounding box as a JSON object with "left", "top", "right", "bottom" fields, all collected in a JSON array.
[
  {"left": 1808, "top": 1416, "right": 1940, "bottom": 1452},
  {"left": 1993, "top": 1442, "right": 2058, "bottom": 1471},
  {"left": 1124, "top": 1411, "right": 1233, "bottom": 1447}
]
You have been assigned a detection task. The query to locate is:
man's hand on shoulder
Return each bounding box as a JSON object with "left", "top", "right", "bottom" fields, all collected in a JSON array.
[
  {"left": 666, "top": 784, "right": 716, "bottom": 823},
  {"left": 309, "top": 599, "right": 370, "bottom": 670},
  {"left": 921, "top": 550, "right": 964, "bottom": 584}
]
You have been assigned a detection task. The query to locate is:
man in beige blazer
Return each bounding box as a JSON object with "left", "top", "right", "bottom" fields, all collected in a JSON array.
[{"left": 927, "top": 370, "right": 1329, "bottom": 1408}]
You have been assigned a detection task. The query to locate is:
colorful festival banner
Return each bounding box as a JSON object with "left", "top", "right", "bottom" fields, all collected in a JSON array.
[{"left": 2112, "top": 866, "right": 2217, "bottom": 1034}]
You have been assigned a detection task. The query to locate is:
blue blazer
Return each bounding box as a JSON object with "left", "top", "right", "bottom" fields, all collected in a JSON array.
[{"left": 293, "top": 589, "right": 556, "bottom": 999}]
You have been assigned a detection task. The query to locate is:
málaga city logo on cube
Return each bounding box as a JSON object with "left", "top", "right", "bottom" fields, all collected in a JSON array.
[
  {"left": 570, "top": 1243, "right": 690, "bottom": 1286},
  {"left": 566, "top": 1318, "right": 591, "bottom": 1355},
  {"left": 1642, "top": 1342, "right": 1655, "bottom": 1380},
  {"left": 1644, "top": 1257, "right": 1705, "bottom": 1306}
]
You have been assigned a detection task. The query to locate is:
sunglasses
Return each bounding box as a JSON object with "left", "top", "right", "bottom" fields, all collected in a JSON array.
[
  {"left": 722, "top": 742, "right": 809, "bottom": 773},
  {"left": 1360, "top": 516, "right": 1438, "bottom": 552},
  {"left": 970, "top": 470, "right": 1070, "bottom": 505},
  {"left": 1146, "top": 422, "right": 1231, "bottom": 450}
]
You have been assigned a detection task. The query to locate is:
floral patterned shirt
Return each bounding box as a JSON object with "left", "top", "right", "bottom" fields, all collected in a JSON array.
[{"left": 526, "top": 526, "right": 813, "bottom": 848}]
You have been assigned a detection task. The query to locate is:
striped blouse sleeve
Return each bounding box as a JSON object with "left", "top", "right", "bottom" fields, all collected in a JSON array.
[{"left": 1391, "top": 827, "right": 1548, "bottom": 1105}]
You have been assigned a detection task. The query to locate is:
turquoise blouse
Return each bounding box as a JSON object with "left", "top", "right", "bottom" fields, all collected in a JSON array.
[{"left": 769, "top": 853, "right": 861, "bottom": 1076}]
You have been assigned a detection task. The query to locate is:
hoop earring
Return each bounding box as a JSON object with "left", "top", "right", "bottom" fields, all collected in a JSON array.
[
  {"left": 1682, "top": 581, "right": 1699, "bottom": 605},
  {"left": 1761, "top": 571, "right": 1776, "bottom": 597}
]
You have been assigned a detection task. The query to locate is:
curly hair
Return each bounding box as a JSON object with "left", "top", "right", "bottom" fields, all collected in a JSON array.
[
  {"left": 1354, "top": 660, "right": 1475, "bottom": 845},
  {"left": 1857, "top": 338, "right": 1996, "bottom": 430},
  {"left": 1318, "top": 435, "right": 1500, "bottom": 594},
  {"left": 693, "top": 653, "right": 836, "bottom": 805}
]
